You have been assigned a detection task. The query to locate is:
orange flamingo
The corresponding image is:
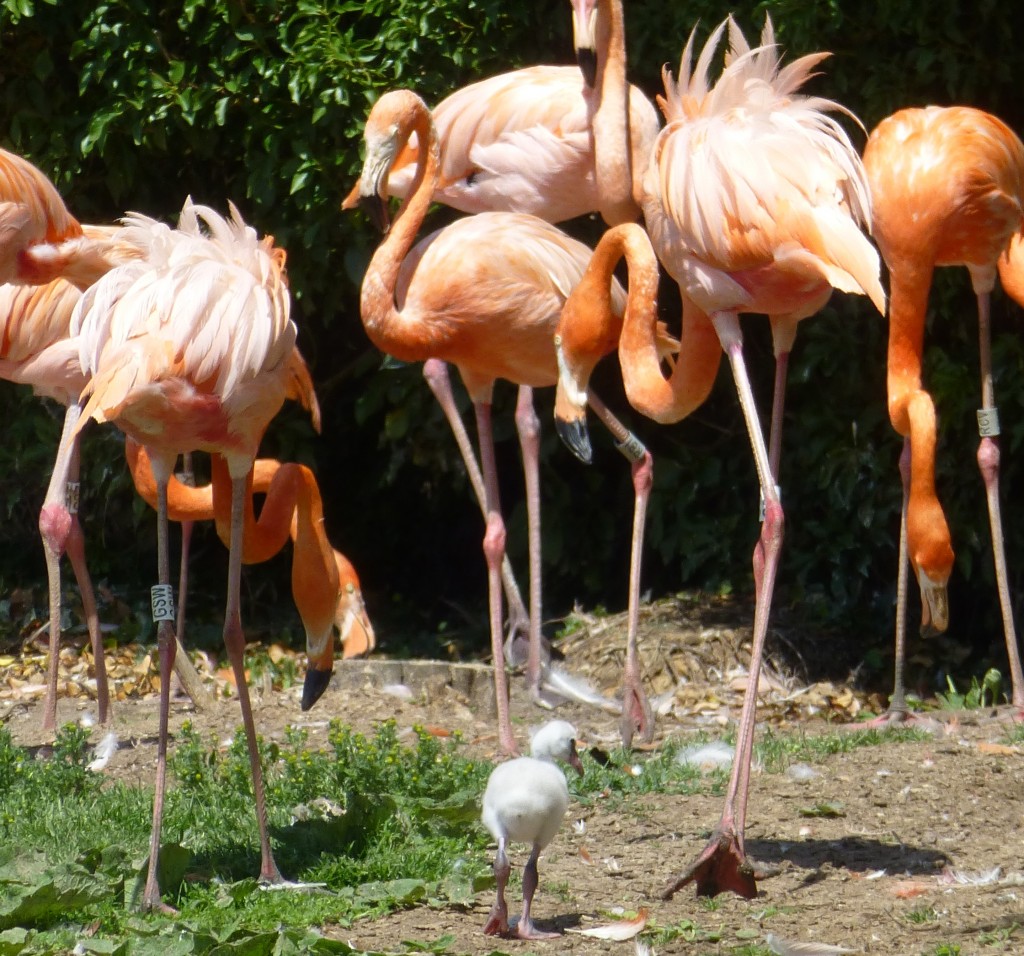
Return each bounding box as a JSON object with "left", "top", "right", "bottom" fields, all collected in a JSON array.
[
  {"left": 345, "top": 0, "right": 659, "bottom": 660},
  {"left": 630, "top": 18, "right": 884, "bottom": 898},
  {"left": 54, "top": 198, "right": 309, "bottom": 909},
  {"left": 348, "top": 88, "right": 659, "bottom": 755},
  {"left": 862, "top": 106, "right": 1024, "bottom": 718},
  {"left": 1, "top": 146, "right": 130, "bottom": 290},
  {"left": 125, "top": 440, "right": 376, "bottom": 695},
  {"left": 553, "top": 222, "right": 679, "bottom": 745},
  {"left": 0, "top": 276, "right": 111, "bottom": 730}
]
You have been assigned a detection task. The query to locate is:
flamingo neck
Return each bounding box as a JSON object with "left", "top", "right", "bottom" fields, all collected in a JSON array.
[
  {"left": 361, "top": 102, "right": 445, "bottom": 358},
  {"left": 591, "top": 0, "right": 635, "bottom": 225},
  {"left": 885, "top": 261, "right": 932, "bottom": 436},
  {"left": 620, "top": 292, "right": 722, "bottom": 425}
]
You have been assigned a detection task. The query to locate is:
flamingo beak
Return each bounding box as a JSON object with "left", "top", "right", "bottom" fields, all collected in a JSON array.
[
  {"left": 555, "top": 414, "right": 593, "bottom": 464},
  {"left": 569, "top": 740, "right": 585, "bottom": 777},
  {"left": 918, "top": 572, "right": 949, "bottom": 638},
  {"left": 358, "top": 193, "right": 391, "bottom": 234},
  {"left": 302, "top": 625, "right": 334, "bottom": 711},
  {"left": 338, "top": 584, "right": 377, "bottom": 659},
  {"left": 301, "top": 663, "right": 332, "bottom": 712},
  {"left": 571, "top": 0, "right": 599, "bottom": 87}
]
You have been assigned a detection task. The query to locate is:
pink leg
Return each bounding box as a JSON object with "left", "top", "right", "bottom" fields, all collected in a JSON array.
[
  {"left": 513, "top": 386, "right": 543, "bottom": 700},
  {"left": 856, "top": 441, "right": 922, "bottom": 727},
  {"left": 975, "top": 291, "right": 1024, "bottom": 707},
  {"left": 586, "top": 394, "right": 655, "bottom": 747},
  {"left": 422, "top": 360, "right": 531, "bottom": 645},
  {"left": 475, "top": 401, "right": 518, "bottom": 756},
  {"left": 621, "top": 451, "right": 655, "bottom": 747},
  {"left": 482, "top": 838, "right": 511, "bottom": 936},
  {"left": 516, "top": 845, "right": 560, "bottom": 940},
  {"left": 39, "top": 406, "right": 83, "bottom": 734},
  {"left": 222, "top": 473, "right": 284, "bottom": 884},
  {"left": 141, "top": 464, "right": 181, "bottom": 914},
  {"left": 664, "top": 313, "right": 782, "bottom": 900},
  {"left": 64, "top": 499, "right": 110, "bottom": 727}
]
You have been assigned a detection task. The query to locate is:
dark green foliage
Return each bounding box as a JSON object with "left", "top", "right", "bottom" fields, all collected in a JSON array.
[{"left": 3, "top": 0, "right": 1024, "bottom": 690}]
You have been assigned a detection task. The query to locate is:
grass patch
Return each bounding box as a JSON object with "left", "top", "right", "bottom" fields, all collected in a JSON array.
[{"left": 0, "top": 714, "right": 931, "bottom": 953}]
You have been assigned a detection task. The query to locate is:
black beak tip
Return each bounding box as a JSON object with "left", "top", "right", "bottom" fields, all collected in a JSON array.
[
  {"left": 301, "top": 666, "right": 333, "bottom": 712},
  {"left": 556, "top": 417, "right": 593, "bottom": 464},
  {"left": 358, "top": 194, "right": 390, "bottom": 234},
  {"left": 576, "top": 47, "right": 598, "bottom": 88}
]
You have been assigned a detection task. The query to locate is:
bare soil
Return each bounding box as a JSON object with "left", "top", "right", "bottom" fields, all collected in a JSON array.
[{"left": 3, "top": 593, "right": 1024, "bottom": 955}]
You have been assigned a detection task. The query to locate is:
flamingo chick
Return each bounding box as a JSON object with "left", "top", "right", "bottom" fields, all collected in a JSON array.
[{"left": 481, "top": 719, "right": 584, "bottom": 940}]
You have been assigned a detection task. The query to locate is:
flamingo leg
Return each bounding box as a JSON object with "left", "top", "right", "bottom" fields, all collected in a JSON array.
[
  {"left": 168, "top": 452, "right": 214, "bottom": 710},
  {"left": 855, "top": 441, "right": 921, "bottom": 726},
  {"left": 63, "top": 451, "right": 109, "bottom": 727},
  {"left": 474, "top": 400, "right": 518, "bottom": 756},
  {"left": 664, "top": 312, "right": 782, "bottom": 900},
  {"left": 222, "top": 473, "right": 284, "bottom": 884},
  {"left": 513, "top": 385, "right": 544, "bottom": 700},
  {"left": 39, "top": 405, "right": 85, "bottom": 734},
  {"left": 482, "top": 837, "right": 511, "bottom": 936},
  {"left": 974, "top": 290, "right": 1024, "bottom": 707},
  {"left": 141, "top": 467, "right": 180, "bottom": 914},
  {"left": 516, "top": 844, "right": 559, "bottom": 940},
  {"left": 422, "top": 359, "right": 532, "bottom": 650},
  {"left": 588, "top": 392, "right": 655, "bottom": 747}
]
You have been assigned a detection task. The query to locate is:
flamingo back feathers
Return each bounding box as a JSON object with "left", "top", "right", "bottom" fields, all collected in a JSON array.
[{"left": 645, "top": 16, "right": 884, "bottom": 316}]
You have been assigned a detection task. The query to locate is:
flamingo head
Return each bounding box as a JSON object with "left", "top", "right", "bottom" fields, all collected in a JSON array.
[
  {"left": 334, "top": 552, "right": 376, "bottom": 659},
  {"left": 569, "top": 0, "right": 600, "bottom": 87},
  {"left": 347, "top": 89, "right": 428, "bottom": 233},
  {"left": 553, "top": 330, "right": 594, "bottom": 464}
]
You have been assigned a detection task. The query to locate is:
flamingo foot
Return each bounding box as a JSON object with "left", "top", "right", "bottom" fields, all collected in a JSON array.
[
  {"left": 620, "top": 682, "right": 655, "bottom": 749},
  {"left": 515, "top": 918, "right": 561, "bottom": 940},
  {"left": 662, "top": 828, "right": 764, "bottom": 900},
  {"left": 483, "top": 902, "right": 510, "bottom": 937},
  {"left": 844, "top": 706, "right": 940, "bottom": 732}
]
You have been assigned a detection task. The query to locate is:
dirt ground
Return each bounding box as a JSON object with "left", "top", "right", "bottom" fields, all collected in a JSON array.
[{"left": 3, "top": 593, "right": 1024, "bottom": 955}]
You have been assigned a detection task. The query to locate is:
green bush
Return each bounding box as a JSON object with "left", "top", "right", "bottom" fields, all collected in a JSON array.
[{"left": 3, "top": 0, "right": 1024, "bottom": 688}]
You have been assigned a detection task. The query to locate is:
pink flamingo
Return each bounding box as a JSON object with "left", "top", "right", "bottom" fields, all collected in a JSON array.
[
  {"left": 633, "top": 17, "right": 884, "bottom": 897},
  {"left": 56, "top": 198, "right": 310, "bottom": 909}
]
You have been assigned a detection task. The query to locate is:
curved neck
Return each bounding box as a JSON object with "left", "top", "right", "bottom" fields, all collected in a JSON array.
[
  {"left": 591, "top": 0, "right": 635, "bottom": 225},
  {"left": 619, "top": 290, "right": 722, "bottom": 424},
  {"left": 361, "top": 102, "right": 446, "bottom": 359}
]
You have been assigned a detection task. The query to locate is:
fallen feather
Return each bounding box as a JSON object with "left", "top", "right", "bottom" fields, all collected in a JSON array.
[
  {"left": 766, "top": 934, "right": 855, "bottom": 955},
  {"left": 380, "top": 683, "right": 414, "bottom": 700},
  {"left": 567, "top": 908, "right": 648, "bottom": 940},
  {"left": 87, "top": 731, "right": 119, "bottom": 773},
  {"left": 677, "top": 740, "right": 734, "bottom": 772},
  {"left": 540, "top": 665, "right": 619, "bottom": 713},
  {"left": 940, "top": 865, "right": 1001, "bottom": 886},
  {"left": 787, "top": 762, "right": 819, "bottom": 781}
]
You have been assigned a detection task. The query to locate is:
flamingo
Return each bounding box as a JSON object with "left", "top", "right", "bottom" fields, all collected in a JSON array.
[
  {"left": 630, "top": 18, "right": 884, "bottom": 898},
  {"left": 126, "top": 440, "right": 377, "bottom": 697},
  {"left": 862, "top": 106, "right": 1024, "bottom": 718},
  {"left": 344, "top": 0, "right": 660, "bottom": 671},
  {"left": 348, "top": 88, "right": 661, "bottom": 755},
  {"left": 55, "top": 197, "right": 307, "bottom": 909},
  {"left": 0, "top": 275, "right": 113, "bottom": 730},
  {"left": 345, "top": 0, "right": 658, "bottom": 226},
  {"left": 1, "top": 145, "right": 130, "bottom": 290},
  {"left": 481, "top": 719, "right": 584, "bottom": 940}
]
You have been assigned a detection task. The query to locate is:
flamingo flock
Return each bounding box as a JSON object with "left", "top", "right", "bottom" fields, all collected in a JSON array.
[{"left": 3, "top": 0, "right": 1024, "bottom": 928}]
